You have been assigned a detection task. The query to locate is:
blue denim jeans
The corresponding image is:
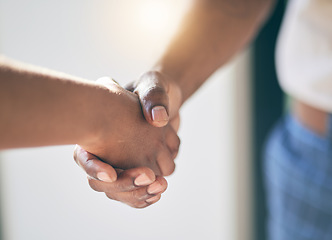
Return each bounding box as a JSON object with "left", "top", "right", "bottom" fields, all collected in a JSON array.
[{"left": 264, "top": 113, "right": 332, "bottom": 240}]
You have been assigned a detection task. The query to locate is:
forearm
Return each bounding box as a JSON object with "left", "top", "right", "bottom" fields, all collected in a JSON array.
[
  {"left": 0, "top": 57, "right": 115, "bottom": 149},
  {"left": 154, "top": 0, "right": 275, "bottom": 103}
]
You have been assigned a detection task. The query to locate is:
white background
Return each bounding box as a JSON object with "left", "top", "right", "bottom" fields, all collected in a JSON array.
[{"left": 0, "top": 0, "right": 252, "bottom": 239}]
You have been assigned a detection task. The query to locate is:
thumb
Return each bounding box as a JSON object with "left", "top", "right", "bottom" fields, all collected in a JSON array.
[
  {"left": 74, "top": 145, "right": 118, "bottom": 182},
  {"left": 134, "top": 71, "right": 170, "bottom": 127}
]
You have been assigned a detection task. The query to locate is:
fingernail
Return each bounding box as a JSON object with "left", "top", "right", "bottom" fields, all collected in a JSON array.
[
  {"left": 146, "top": 195, "right": 160, "bottom": 203},
  {"left": 134, "top": 173, "right": 153, "bottom": 186},
  {"left": 147, "top": 182, "right": 163, "bottom": 194},
  {"left": 152, "top": 106, "right": 169, "bottom": 123},
  {"left": 96, "top": 172, "right": 114, "bottom": 183}
]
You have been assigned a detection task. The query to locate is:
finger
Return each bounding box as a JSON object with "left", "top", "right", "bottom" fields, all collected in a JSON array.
[
  {"left": 146, "top": 194, "right": 162, "bottom": 204},
  {"left": 106, "top": 192, "right": 149, "bottom": 209},
  {"left": 147, "top": 158, "right": 163, "bottom": 177},
  {"left": 122, "top": 194, "right": 161, "bottom": 209},
  {"left": 88, "top": 167, "right": 156, "bottom": 193},
  {"left": 147, "top": 176, "right": 168, "bottom": 195},
  {"left": 156, "top": 149, "right": 175, "bottom": 176},
  {"left": 170, "top": 113, "right": 181, "bottom": 132},
  {"left": 140, "top": 153, "right": 162, "bottom": 176},
  {"left": 74, "top": 145, "right": 117, "bottom": 182},
  {"left": 139, "top": 156, "right": 162, "bottom": 176},
  {"left": 106, "top": 176, "right": 167, "bottom": 208},
  {"left": 134, "top": 71, "right": 170, "bottom": 127},
  {"left": 165, "top": 126, "right": 181, "bottom": 160}
]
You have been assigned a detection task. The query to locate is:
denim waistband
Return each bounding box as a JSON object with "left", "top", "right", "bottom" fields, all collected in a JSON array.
[{"left": 285, "top": 112, "right": 332, "bottom": 151}]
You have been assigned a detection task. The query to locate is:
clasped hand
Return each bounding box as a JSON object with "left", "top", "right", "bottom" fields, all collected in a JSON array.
[{"left": 74, "top": 73, "right": 181, "bottom": 208}]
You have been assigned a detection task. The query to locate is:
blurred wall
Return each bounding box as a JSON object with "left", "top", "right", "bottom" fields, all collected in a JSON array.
[{"left": 0, "top": 0, "right": 252, "bottom": 239}]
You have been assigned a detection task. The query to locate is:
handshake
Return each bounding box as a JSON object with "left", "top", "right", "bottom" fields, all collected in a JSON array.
[
  {"left": 73, "top": 72, "right": 182, "bottom": 208},
  {"left": 0, "top": 57, "right": 182, "bottom": 209}
]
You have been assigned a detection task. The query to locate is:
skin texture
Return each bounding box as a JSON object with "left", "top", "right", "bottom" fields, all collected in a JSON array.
[
  {"left": 0, "top": 57, "right": 179, "bottom": 177},
  {"left": 74, "top": 146, "right": 168, "bottom": 208},
  {"left": 79, "top": 78, "right": 180, "bottom": 176},
  {"left": 75, "top": 0, "right": 276, "bottom": 208}
]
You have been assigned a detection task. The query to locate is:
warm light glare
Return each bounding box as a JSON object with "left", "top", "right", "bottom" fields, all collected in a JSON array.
[
  {"left": 138, "top": 1, "right": 172, "bottom": 32},
  {"left": 99, "top": 0, "right": 189, "bottom": 63}
]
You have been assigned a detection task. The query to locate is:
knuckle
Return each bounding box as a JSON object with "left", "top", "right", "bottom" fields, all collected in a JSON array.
[
  {"left": 136, "top": 167, "right": 155, "bottom": 177},
  {"left": 114, "top": 178, "right": 136, "bottom": 192},
  {"left": 156, "top": 177, "right": 168, "bottom": 192},
  {"left": 147, "top": 85, "right": 167, "bottom": 96},
  {"left": 110, "top": 181, "right": 124, "bottom": 192},
  {"left": 169, "top": 135, "right": 180, "bottom": 160},
  {"left": 163, "top": 162, "right": 176, "bottom": 176},
  {"left": 142, "top": 86, "right": 168, "bottom": 104},
  {"left": 131, "top": 190, "right": 140, "bottom": 200},
  {"left": 131, "top": 189, "right": 148, "bottom": 201},
  {"left": 176, "top": 135, "right": 181, "bottom": 148},
  {"left": 173, "top": 136, "right": 181, "bottom": 153}
]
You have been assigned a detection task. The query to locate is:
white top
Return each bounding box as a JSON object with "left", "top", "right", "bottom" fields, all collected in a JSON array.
[{"left": 276, "top": 0, "right": 332, "bottom": 112}]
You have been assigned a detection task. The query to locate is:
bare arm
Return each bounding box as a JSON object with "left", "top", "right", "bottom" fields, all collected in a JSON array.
[
  {"left": 74, "top": 0, "right": 276, "bottom": 206},
  {"left": 0, "top": 56, "right": 116, "bottom": 149},
  {"left": 154, "top": 0, "right": 276, "bottom": 103},
  {"left": 0, "top": 57, "right": 179, "bottom": 176},
  {"left": 127, "top": 0, "right": 276, "bottom": 128},
  {"left": 0, "top": 57, "right": 175, "bottom": 208}
]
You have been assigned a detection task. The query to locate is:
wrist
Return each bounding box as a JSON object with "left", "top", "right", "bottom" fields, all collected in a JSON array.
[
  {"left": 80, "top": 80, "right": 139, "bottom": 148},
  {"left": 77, "top": 82, "right": 120, "bottom": 147},
  {"left": 152, "top": 63, "right": 200, "bottom": 104}
]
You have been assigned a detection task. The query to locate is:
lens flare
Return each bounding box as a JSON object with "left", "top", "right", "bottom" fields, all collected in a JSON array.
[{"left": 138, "top": 1, "right": 171, "bottom": 32}]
